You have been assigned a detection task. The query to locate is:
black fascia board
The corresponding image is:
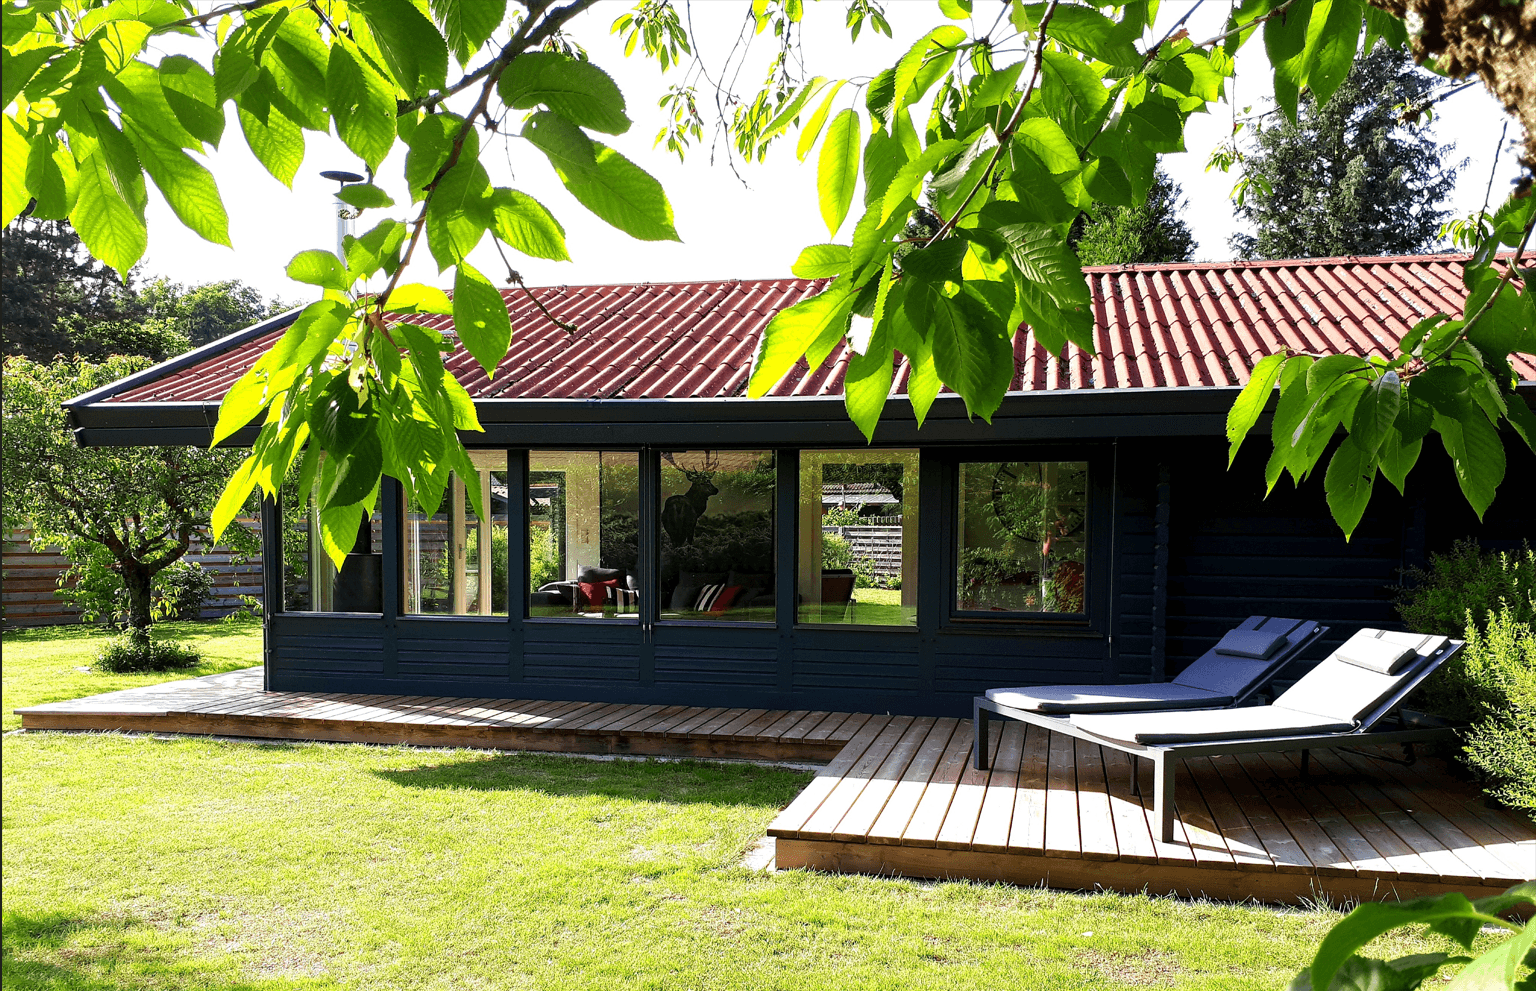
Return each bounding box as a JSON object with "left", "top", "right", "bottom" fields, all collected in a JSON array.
[{"left": 61, "top": 306, "right": 303, "bottom": 429}]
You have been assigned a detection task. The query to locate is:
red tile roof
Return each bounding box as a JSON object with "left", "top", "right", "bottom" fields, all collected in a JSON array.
[{"left": 102, "top": 253, "right": 1533, "bottom": 405}]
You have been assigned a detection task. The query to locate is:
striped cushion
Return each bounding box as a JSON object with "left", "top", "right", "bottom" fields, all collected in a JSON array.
[{"left": 693, "top": 584, "right": 727, "bottom": 611}]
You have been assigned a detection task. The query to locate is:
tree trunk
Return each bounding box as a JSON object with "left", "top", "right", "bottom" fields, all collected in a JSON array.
[{"left": 122, "top": 564, "right": 154, "bottom": 631}]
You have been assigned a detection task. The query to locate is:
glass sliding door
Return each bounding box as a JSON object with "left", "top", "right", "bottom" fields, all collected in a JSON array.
[
  {"left": 402, "top": 450, "right": 509, "bottom": 615},
  {"left": 283, "top": 475, "right": 383, "bottom": 613},
  {"left": 658, "top": 450, "right": 776, "bottom": 623},
  {"left": 527, "top": 451, "right": 640, "bottom": 619},
  {"left": 797, "top": 450, "right": 918, "bottom": 626}
]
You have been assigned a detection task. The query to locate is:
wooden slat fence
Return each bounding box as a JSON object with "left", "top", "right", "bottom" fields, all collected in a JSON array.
[
  {"left": 824, "top": 525, "right": 903, "bottom": 577},
  {"left": 2, "top": 527, "right": 264, "bottom": 628}
]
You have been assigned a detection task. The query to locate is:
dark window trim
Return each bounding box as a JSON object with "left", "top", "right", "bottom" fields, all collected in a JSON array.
[{"left": 940, "top": 443, "right": 1113, "bottom": 635}]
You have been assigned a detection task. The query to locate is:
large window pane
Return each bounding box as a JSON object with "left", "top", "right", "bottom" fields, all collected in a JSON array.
[
  {"left": 956, "top": 461, "right": 1088, "bottom": 615},
  {"left": 527, "top": 451, "right": 639, "bottom": 619},
  {"left": 403, "top": 450, "right": 508, "bottom": 615},
  {"left": 798, "top": 450, "right": 918, "bottom": 626},
  {"left": 283, "top": 477, "right": 383, "bottom": 613},
  {"left": 659, "top": 450, "right": 775, "bottom": 623}
]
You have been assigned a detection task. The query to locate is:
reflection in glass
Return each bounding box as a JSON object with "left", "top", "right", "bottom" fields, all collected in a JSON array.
[
  {"left": 283, "top": 475, "right": 383, "bottom": 613},
  {"left": 527, "top": 451, "right": 640, "bottom": 619},
  {"left": 956, "top": 461, "right": 1088, "bottom": 614},
  {"left": 797, "top": 450, "right": 918, "bottom": 626},
  {"left": 659, "top": 450, "right": 775, "bottom": 623},
  {"left": 403, "top": 450, "right": 508, "bottom": 615}
]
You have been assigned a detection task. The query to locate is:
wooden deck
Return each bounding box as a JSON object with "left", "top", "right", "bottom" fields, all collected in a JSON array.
[
  {"left": 769, "top": 715, "right": 1535, "bottom": 904},
  {"left": 14, "top": 668, "right": 873, "bottom": 763},
  {"left": 17, "top": 669, "right": 1534, "bottom": 904}
]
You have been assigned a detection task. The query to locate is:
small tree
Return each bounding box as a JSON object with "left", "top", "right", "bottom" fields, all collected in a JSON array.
[
  {"left": 1231, "top": 44, "right": 1459, "bottom": 260},
  {"left": 1068, "top": 168, "right": 1196, "bottom": 266},
  {"left": 1, "top": 355, "right": 259, "bottom": 630}
]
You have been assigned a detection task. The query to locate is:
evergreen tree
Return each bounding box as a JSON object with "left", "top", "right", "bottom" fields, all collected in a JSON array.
[
  {"left": 0, "top": 216, "right": 145, "bottom": 360},
  {"left": 1069, "top": 168, "right": 1196, "bottom": 266},
  {"left": 1231, "top": 45, "right": 1459, "bottom": 260}
]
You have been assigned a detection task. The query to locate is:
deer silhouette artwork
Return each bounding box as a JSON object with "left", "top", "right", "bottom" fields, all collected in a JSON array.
[{"left": 661, "top": 470, "right": 718, "bottom": 547}]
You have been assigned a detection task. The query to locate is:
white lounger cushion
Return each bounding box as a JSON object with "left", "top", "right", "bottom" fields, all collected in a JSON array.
[
  {"left": 986, "top": 683, "right": 1231, "bottom": 714},
  {"left": 1335, "top": 636, "right": 1418, "bottom": 674},
  {"left": 1275, "top": 631, "right": 1444, "bottom": 723},
  {"left": 1071, "top": 705, "right": 1354, "bottom": 744}
]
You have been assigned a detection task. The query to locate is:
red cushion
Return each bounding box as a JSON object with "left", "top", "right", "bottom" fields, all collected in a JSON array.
[
  {"left": 708, "top": 585, "right": 743, "bottom": 614},
  {"left": 578, "top": 578, "right": 619, "bottom": 609}
]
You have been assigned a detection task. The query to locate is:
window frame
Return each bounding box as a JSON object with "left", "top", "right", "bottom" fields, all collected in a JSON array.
[{"left": 942, "top": 444, "right": 1113, "bottom": 634}]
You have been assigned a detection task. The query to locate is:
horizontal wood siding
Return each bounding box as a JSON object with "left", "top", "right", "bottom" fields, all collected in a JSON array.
[
  {"left": 654, "top": 644, "right": 777, "bottom": 688},
  {"left": 1110, "top": 449, "right": 1157, "bottom": 683},
  {"left": 794, "top": 646, "right": 921, "bottom": 693},
  {"left": 397, "top": 635, "right": 508, "bottom": 681},
  {"left": 933, "top": 637, "right": 1107, "bottom": 697},
  {"left": 269, "top": 631, "right": 385, "bottom": 677}
]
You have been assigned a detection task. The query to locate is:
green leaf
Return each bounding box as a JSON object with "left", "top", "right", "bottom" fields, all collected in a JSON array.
[
  {"left": 1081, "top": 156, "right": 1134, "bottom": 207},
  {"left": 818, "top": 108, "right": 861, "bottom": 237},
  {"left": 24, "top": 135, "right": 78, "bottom": 220},
  {"left": 1227, "top": 353, "right": 1288, "bottom": 465},
  {"left": 1300, "top": 0, "right": 1363, "bottom": 109},
  {"left": 1410, "top": 364, "right": 1472, "bottom": 419},
  {"left": 122, "top": 120, "right": 230, "bottom": 246},
  {"left": 1323, "top": 435, "right": 1375, "bottom": 539},
  {"left": 211, "top": 454, "right": 259, "bottom": 543},
  {"left": 791, "top": 243, "right": 850, "bottom": 279},
  {"left": 761, "top": 76, "right": 829, "bottom": 139},
  {"left": 845, "top": 316, "right": 894, "bottom": 444},
  {"left": 997, "top": 222, "right": 1091, "bottom": 308},
  {"left": 499, "top": 52, "right": 630, "bottom": 135},
  {"left": 453, "top": 261, "right": 513, "bottom": 377},
  {"left": 103, "top": 60, "right": 202, "bottom": 150},
  {"left": 1440, "top": 409, "right": 1505, "bottom": 521},
  {"left": 798, "top": 79, "right": 847, "bottom": 160},
  {"left": 1033, "top": 2, "right": 1142, "bottom": 65},
  {"left": 523, "top": 111, "right": 679, "bottom": 242},
  {"left": 892, "top": 25, "right": 966, "bottom": 112},
  {"left": 286, "top": 249, "right": 351, "bottom": 291},
  {"left": 880, "top": 137, "right": 964, "bottom": 226},
  {"left": 1447, "top": 923, "right": 1536, "bottom": 991},
  {"left": 1037, "top": 50, "right": 1112, "bottom": 147},
  {"left": 489, "top": 187, "right": 569, "bottom": 262},
  {"left": 327, "top": 43, "right": 396, "bottom": 173},
  {"left": 431, "top": 0, "right": 505, "bottom": 66},
  {"left": 385, "top": 283, "right": 454, "bottom": 315},
  {"left": 1306, "top": 894, "right": 1497, "bottom": 991},
  {"left": 747, "top": 280, "right": 855, "bottom": 397},
  {"left": 158, "top": 55, "right": 223, "bottom": 148},
  {"left": 2, "top": 45, "right": 60, "bottom": 112},
  {"left": 1012, "top": 118, "right": 1079, "bottom": 174},
  {"left": 1377, "top": 421, "right": 1423, "bottom": 495},
  {"left": 1348, "top": 370, "right": 1401, "bottom": 458},
  {"left": 1, "top": 114, "right": 30, "bottom": 228},
  {"left": 425, "top": 147, "right": 492, "bottom": 271},
  {"left": 891, "top": 302, "right": 939, "bottom": 426},
  {"left": 238, "top": 96, "right": 304, "bottom": 187},
  {"left": 350, "top": 0, "right": 447, "bottom": 96},
  {"left": 938, "top": 0, "right": 971, "bottom": 19},
  {"left": 214, "top": 42, "right": 262, "bottom": 103},
  {"left": 924, "top": 285, "right": 1012, "bottom": 422},
  {"left": 900, "top": 237, "right": 967, "bottom": 284},
  {"left": 404, "top": 111, "right": 455, "bottom": 202},
  {"left": 337, "top": 183, "right": 395, "bottom": 210},
  {"left": 1265, "top": 0, "right": 1315, "bottom": 122},
  {"left": 348, "top": 218, "right": 408, "bottom": 278},
  {"left": 863, "top": 69, "right": 895, "bottom": 129},
  {"left": 69, "top": 150, "right": 147, "bottom": 279}
]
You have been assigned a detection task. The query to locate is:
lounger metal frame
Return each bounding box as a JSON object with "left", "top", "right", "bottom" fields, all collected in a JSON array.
[{"left": 973, "top": 637, "right": 1464, "bottom": 842}]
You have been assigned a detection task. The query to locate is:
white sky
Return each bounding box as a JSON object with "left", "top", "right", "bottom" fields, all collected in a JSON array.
[{"left": 135, "top": 0, "right": 1522, "bottom": 304}]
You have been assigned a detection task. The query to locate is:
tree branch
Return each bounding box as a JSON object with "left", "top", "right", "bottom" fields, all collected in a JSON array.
[
  {"left": 1194, "top": 0, "right": 1298, "bottom": 50},
  {"left": 151, "top": 0, "right": 283, "bottom": 33}
]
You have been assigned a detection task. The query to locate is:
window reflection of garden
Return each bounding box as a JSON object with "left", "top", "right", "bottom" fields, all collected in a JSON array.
[
  {"left": 403, "top": 451, "right": 509, "bottom": 616},
  {"left": 956, "top": 461, "right": 1088, "bottom": 615},
  {"left": 658, "top": 451, "right": 776, "bottom": 623},
  {"left": 527, "top": 452, "right": 639, "bottom": 619},
  {"left": 798, "top": 451, "right": 918, "bottom": 626}
]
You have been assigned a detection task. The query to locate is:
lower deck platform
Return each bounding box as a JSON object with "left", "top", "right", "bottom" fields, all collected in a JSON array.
[{"left": 17, "top": 669, "right": 1535, "bottom": 904}]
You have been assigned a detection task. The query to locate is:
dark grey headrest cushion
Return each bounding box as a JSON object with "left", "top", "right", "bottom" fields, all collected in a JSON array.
[
  {"left": 1336, "top": 637, "right": 1418, "bottom": 674},
  {"left": 1213, "top": 629, "right": 1287, "bottom": 660}
]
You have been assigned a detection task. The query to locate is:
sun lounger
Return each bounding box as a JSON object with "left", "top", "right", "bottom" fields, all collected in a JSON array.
[
  {"left": 974, "top": 628, "right": 1463, "bottom": 842},
  {"left": 980, "top": 615, "right": 1326, "bottom": 717}
]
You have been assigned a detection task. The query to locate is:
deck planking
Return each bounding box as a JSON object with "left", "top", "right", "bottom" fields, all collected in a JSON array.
[{"left": 16, "top": 667, "right": 1534, "bottom": 905}]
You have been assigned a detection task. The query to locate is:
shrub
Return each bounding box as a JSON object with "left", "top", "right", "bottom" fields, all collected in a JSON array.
[
  {"left": 94, "top": 628, "right": 201, "bottom": 673},
  {"left": 1395, "top": 539, "right": 1535, "bottom": 637},
  {"left": 1459, "top": 609, "right": 1536, "bottom": 811},
  {"left": 529, "top": 523, "right": 559, "bottom": 591},
  {"left": 821, "top": 506, "right": 865, "bottom": 527},
  {"left": 156, "top": 560, "right": 215, "bottom": 619},
  {"left": 822, "top": 532, "right": 853, "bottom": 570}
]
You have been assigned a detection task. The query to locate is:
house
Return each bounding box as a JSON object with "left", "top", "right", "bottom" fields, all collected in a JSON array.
[{"left": 64, "top": 255, "right": 1536, "bottom": 716}]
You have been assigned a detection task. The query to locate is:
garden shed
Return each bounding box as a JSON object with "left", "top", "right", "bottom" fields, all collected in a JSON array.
[{"left": 63, "top": 254, "right": 1536, "bottom": 717}]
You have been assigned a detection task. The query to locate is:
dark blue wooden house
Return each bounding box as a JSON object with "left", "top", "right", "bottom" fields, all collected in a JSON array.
[{"left": 66, "top": 254, "right": 1536, "bottom": 716}]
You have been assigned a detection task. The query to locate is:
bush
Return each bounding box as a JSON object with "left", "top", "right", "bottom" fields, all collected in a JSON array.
[
  {"left": 529, "top": 523, "right": 559, "bottom": 591},
  {"left": 1395, "top": 539, "right": 1535, "bottom": 637},
  {"left": 94, "top": 628, "right": 201, "bottom": 673},
  {"left": 1458, "top": 609, "right": 1535, "bottom": 811},
  {"left": 156, "top": 560, "right": 214, "bottom": 619}
]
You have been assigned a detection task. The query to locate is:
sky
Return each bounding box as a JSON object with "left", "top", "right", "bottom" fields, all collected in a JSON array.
[{"left": 135, "top": 1, "right": 1524, "bottom": 305}]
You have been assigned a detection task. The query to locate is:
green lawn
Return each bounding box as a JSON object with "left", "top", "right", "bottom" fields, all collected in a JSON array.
[
  {"left": 2, "top": 620, "right": 263, "bottom": 730},
  {"left": 2, "top": 623, "right": 1482, "bottom": 989}
]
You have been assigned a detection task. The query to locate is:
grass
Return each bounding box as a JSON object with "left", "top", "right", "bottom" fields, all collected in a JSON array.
[
  {"left": 2, "top": 620, "right": 263, "bottom": 731},
  {"left": 3, "top": 734, "right": 1482, "bottom": 991},
  {"left": 1, "top": 622, "right": 1493, "bottom": 989}
]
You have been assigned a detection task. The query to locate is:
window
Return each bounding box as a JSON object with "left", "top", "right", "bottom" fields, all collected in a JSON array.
[
  {"left": 282, "top": 478, "right": 383, "bottom": 613},
  {"left": 527, "top": 451, "right": 640, "bottom": 619},
  {"left": 797, "top": 450, "right": 918, "bottom": 626},
  {"left": 955, "top": 460, "right": 1088, "bottom": 616},
  {"left": 403, "top": 451, "right": 509, "bottom": 615},
  {"left": 659, "top": 450, "right": 775, "bottom": 623}
]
